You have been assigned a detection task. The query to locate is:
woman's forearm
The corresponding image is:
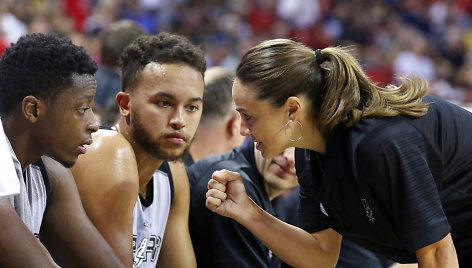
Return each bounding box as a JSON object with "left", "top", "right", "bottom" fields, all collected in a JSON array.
[{"left": 236, "top": 198, "right": 342, "bottom": 268}]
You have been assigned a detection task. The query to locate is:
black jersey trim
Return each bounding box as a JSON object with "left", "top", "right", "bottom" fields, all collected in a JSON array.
[
  {"left": 34, "top": 159, "right": 52, "bottom": 205},
  {"left": 139, "top": 177, "right": 154, "bottom": 208},
  {"left": 159, "top": 161, "right": 175, "bottom": 204},
  {"left": 139, "top": 161, "right": 175, "bottom": 208}
]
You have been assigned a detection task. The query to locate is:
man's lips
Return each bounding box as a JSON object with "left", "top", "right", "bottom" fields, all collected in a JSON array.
[
  {"left": 273, "top": 162, "right": 296, "bottom": 176},
  {"left": 78, "top": 139, "right": 92, "bottom": 154},
  {"left": 165, "top": 133, "right": 186, "bottom": 145}
]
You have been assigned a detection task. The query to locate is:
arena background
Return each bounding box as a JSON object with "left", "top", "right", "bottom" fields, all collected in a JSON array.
[{"left": 1, "top": 0, "right": 471, "bottom": 110}]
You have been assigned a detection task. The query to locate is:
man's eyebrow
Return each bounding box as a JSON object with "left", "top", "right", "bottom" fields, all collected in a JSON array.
[
  {"left": 189, "top": 97, "right": 202, "bottom": 102},
  {"left": 78, "top": 93, "right": 95, "bottom": 101},
  {"left": 152, "top": 92, "right": 175, "bottom": 99},
  {"left": 152, "top": 92, "right": 202, "bottom": 102}
]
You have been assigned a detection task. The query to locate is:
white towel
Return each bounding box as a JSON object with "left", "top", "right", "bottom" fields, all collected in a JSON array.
[{"left": 0, "top": 118, "right": 20, "bottom": 200}]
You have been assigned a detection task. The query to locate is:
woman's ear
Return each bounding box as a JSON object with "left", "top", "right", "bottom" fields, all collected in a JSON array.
[
  {"left": 285, "top": 96, "right": 302, "bottom": 118},
  {"left": 116, "top": 92, "right": 131, "bottom": 117}
]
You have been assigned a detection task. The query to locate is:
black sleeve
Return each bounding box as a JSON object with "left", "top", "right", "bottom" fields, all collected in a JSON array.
[
  {"left": 357, "top": 126, "right": 451, "bottom": 253},
  {"left": 295, "top": 149, "right": 332, "bottom": 233},
  {"left": 188, "top": 163, "right": 272, "bottom": 268}
]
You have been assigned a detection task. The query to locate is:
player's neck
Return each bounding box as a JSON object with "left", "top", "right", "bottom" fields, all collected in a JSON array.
[
  {"left": 3, "top": 117, "right": 40, "bottom": 170},
  {"left": 134, "top": 148, "right": 164, "bottom": 197},
  {"left": 190, "top": 127, "right": 240, "bottom": 162},
  {"left": 189, "top": 137, "right": 225, "bottom": 162},
  {"left": 264, "top": 183, "right": 284, "bottom": 201},
  {"left": 115, "top": 120, "right": 163, "bottom": 193}
]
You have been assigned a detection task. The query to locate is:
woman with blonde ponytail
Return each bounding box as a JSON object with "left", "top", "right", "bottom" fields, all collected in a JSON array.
[{"left": 206, "top": 39, "right": 472, "bottom": 267}]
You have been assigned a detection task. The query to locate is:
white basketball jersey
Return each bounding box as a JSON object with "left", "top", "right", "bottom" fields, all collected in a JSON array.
[
  {"left": 6, "top": 132, "right": 47, "bottom": 234},
  {"left": 0, "top": 117, "right": 20, "bottom": 200},
  {"left": 132, "top": 168, "right": 172, "bottom": 268},
  {"left": 24, "top": 163, "right": 48, "bottom": 236}
]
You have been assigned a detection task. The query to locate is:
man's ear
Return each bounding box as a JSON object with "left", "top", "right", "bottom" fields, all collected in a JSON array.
[
  {"left": 22, "top": 96, "right": 42, "bottom": 123},
  {"left": 116, "top": 92, "right": 131, "bottom": 117},
  {"left": 225, "top": 111, "right": 241, "bottom": 138}
]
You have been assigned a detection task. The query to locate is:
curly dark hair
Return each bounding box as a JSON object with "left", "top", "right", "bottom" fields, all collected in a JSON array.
[
  {"left": 0, "top": 33, "right": 98, "bottom": 116},
  {"left": 120, "top": 32, "right": 206, "bottom": 92}
]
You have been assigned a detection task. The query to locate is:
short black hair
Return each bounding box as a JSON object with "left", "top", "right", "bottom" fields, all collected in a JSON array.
[
  {"left": 101, "top": 20, "right": 147, "bottom": 67},
  {"left": 0, "top": 33, "right": 98, "bottom": 116},
  {"left": 201, "top": 67, "right": 235, "bottom": 124},
  {"left": 120, "top": 32, "right": 206, "bottom": 92}
]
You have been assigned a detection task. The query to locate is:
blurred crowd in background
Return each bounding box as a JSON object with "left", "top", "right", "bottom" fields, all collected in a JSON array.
[{"left": 1, "top": 0, "right": 472, "bottom": 106}]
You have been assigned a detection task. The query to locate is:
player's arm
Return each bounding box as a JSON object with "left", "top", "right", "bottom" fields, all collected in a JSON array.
[
  {"left": 415, "top": 233, "right": 458, "bottom": 268},
  {"left": 157, "top": 161, "right": 197, "bottom": 268},
  {"left": 39, "top": 156, "right": 127, "bottom": 268},
  {"left": 207, "top": 169, "right": 342, "bottom": 268},
  {"left": 71, "top": 130, "right": 139, "bottom": 267},
  {"left": 0, "top": 198, "right": 59, "bottom": 267}
]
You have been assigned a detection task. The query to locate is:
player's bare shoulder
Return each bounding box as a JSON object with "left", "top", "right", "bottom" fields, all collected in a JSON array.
[
  {"left": 71, "top": 128, "right": 139, "bottom": 199},
  {"left": 167, "top": 160, "right": 190, "bottom": 202},
  {"left": 167, "top": 161, "right": 188, "bottom": 184},
  {"left": 85, "top": 129, "right": 135, "bottom": 160}
]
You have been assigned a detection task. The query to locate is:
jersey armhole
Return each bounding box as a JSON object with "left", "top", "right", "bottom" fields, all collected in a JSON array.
[
  {"left": 34, "top": 159, "right": 51, "bottom": 205},
  {"left": 159, "top": 161, "right": 175, "bottom": 204}
]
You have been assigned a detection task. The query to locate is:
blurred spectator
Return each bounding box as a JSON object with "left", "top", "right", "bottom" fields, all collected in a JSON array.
[
  {"left": 248, "top": 0, "right": 277, "bottom": 35},
  {"left": 276, "top": 0, "right": 321, "bottom": 29},
  {"left": 187, "top": 66, "right": 246, "bottom": 165},
  {"left": 62, "top": 0, "right": 91, "bottom": 32},
  {"left": 2, "top": 0, "right": 471, "bottom": 105},
  {"left": 0, "top": 34, "right": 7, "bottom": 55},
  {"left": 94, "top": 19, "right": 146, "bottom": 112},
  {"left": 0, "top": 2, "right": 27, "bottom": 44},
  {"left": 392, "top": 29, "right": 436, "bottom": 82}
]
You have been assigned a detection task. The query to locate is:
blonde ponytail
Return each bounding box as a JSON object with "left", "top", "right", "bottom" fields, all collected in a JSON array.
[{"left": 318, "top": 47, "right": 428, "bottom": 137}]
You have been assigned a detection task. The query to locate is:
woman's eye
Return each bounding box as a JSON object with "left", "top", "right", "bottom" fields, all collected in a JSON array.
[{"left": 242, "top": 113, "right": 252, "bottom": 121}]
